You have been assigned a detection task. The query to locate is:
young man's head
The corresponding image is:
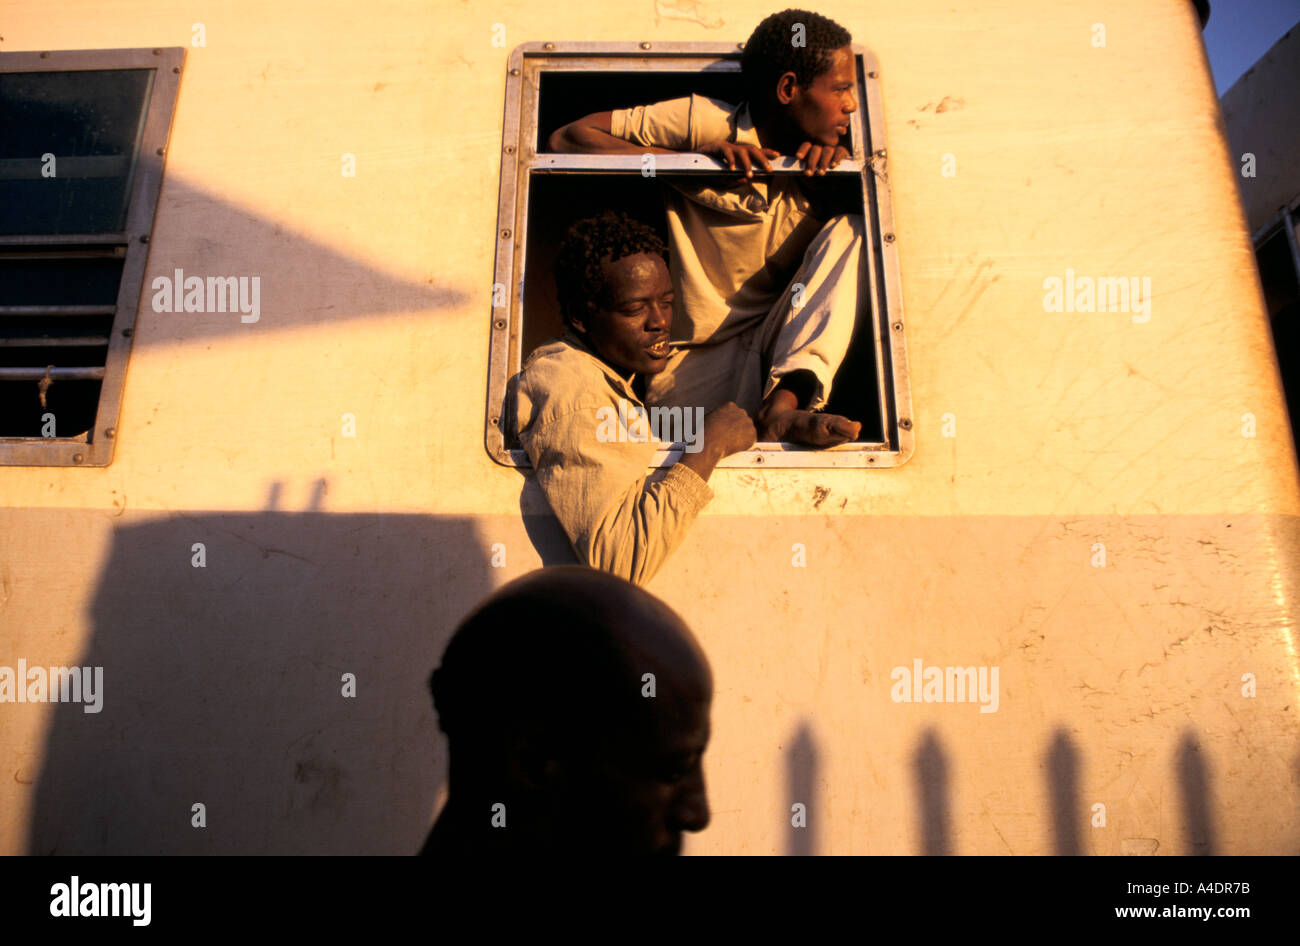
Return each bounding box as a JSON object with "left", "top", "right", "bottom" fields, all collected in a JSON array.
[
  {"left": 741, "top": 9, "right": 856, "bottom": 148},
  {"left": 428, "top": 567, "right": 713, "bottom": 856},
  {"left": 555, "top": 210, "right": 674, "bottom": 377}
]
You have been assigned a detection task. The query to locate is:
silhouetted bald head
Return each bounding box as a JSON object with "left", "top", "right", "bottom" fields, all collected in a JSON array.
[{"left": 425, "top": 567, "right": 712, "bottom": 856}]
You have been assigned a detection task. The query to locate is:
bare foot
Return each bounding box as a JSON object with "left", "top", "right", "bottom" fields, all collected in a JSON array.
[{"left": 758, "top": 408, "right": 861, "bottom": 447}]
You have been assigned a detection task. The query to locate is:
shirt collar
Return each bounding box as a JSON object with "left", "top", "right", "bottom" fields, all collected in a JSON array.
[{"left": 562, "top": 329, "right": 640, "bottom": 395}]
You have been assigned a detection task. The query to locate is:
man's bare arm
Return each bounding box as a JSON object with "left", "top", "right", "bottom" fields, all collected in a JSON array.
[
  {"left": 549, "top": 108, "right": 851, "bottom": 180},
  {"left": 549, "top": 110, "right": 794, "bottom": 180},
  {"left": 548, "top": 111, "right": 677, "bottom": 155}
]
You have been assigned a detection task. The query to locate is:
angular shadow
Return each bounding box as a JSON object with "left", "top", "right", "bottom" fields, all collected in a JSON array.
[
  {"left": 786, "top": 720, "right": 818, "bottom": 856},
  {"left": 1047, "top": 728, "right": 1082, "bottom": 855},
  {"left": 914, "top": 728, "right": 951, "bottom": 855},
  {"left": 1177, "top": 730, "right": 1217, "bottom": 855},
  {"left": 26, "top": 500, "right": 494, "bottom": 854},
  {"left": 136, "top": 175, "right": 471, "bottom": 343}
]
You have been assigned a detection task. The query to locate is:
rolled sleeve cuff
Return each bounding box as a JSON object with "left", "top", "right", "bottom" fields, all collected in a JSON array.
[
  {"left": 665, "top": 462, "right": 714, "bottom": 511},
  {"left": 767, "top": 360, "right": 832, "bottom": 412},
  {"left": 610, "top": 107, "right": 631, "bottom": 141}
]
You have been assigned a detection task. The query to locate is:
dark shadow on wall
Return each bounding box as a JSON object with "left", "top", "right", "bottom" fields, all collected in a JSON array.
[
  {"left": 26, "top": 498, "right": 495, "bottom": 854},
  {"left": 786, "top": 720, "right": 818, "bottom": 856},
  {"left": 1178, "top": 730, "right": 1217, "bottom": 855},
  {"left": 915, "top": 728, "right": 951, "bottom": 855},
  {"left": 1048, "top": 729, "right": 1082, "bottom": 855}
]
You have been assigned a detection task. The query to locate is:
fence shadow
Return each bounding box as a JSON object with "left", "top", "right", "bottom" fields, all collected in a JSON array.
[
  {"left": 786, "top": 720, "right": 818, "bottom": 856},
  {"left": 1177, "top": 730, "right": 1217, "bottom": 855},
  {"left": 900, "top": 724, "right": 1236, "bottom": 855},
  {"left": 914, "top": 728, "right": 951, "bottom": 855},
  {"left": 1048, "top": 728, "right": 1082, "bottom": 855}
]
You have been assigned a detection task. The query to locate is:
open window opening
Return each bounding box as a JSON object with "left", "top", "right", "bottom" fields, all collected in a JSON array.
[{"left": 486, "top": 43, "right": 912, "bottom": 469}]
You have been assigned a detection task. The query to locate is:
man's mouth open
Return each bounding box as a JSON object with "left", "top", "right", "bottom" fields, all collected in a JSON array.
[{"left": 646, "top": 339, "right": 672, "bottom": 358}]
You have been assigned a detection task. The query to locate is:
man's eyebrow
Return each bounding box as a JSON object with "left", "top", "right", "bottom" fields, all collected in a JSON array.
[{"left": 615, "top": 288, "right": 674, "bottom": 306}]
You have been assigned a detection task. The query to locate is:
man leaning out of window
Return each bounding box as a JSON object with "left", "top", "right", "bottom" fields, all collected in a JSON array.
[{"left": 509, "top": 210, "right": 755, "bottom": 586}]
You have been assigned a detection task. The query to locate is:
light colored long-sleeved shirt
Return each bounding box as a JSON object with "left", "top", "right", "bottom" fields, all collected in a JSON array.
[
  {"left": 610, "top": 95, "right": 822, "bottom": 346},
  {"left": 510, "top": 331, "right": 715, "bottom": 586}
]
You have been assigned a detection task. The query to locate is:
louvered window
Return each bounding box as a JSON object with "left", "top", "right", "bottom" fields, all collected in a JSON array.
[{"left": 0, "top": 48, "right": 183, "bottom": 466}]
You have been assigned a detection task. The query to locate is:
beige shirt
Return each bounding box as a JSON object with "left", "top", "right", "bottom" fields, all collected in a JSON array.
[
  {"left": 510, "top": 332, "right": 715, "bottom": 586},
  {"left": 610, "top": 95, "right": 823, "bottom": 345}
]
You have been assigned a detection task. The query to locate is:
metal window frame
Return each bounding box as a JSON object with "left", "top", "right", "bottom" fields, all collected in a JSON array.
[
  {"left": 485, "top": 41, "right": 913, "bottom": 470},
  {"left": 0, "top": 47, "right": 184, "bottom": 467}
]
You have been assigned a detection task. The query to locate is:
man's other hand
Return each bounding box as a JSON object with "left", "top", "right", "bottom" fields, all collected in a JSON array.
[
  {"left": 701, "top": 141, "right": 780, "bottom": 179},
  {"left": 794, "top": 142, "right": 850, "bottom": 176}
]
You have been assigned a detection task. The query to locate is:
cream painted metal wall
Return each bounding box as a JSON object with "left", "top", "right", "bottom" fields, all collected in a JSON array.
[{"left": 1, "top": 0, "right": 1297, "bottom": 855}]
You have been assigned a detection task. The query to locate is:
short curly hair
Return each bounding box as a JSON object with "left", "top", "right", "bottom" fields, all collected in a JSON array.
[
  {"left": 554, "top": 210, "right": 668, "bottom": 330},
  {"left": 741, "top": 9, "right": 852, "bottom": 107}
]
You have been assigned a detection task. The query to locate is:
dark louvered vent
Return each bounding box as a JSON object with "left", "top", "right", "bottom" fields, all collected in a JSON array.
[{"left": 0, "top": 243, "right": 124, "bottom": 437}]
